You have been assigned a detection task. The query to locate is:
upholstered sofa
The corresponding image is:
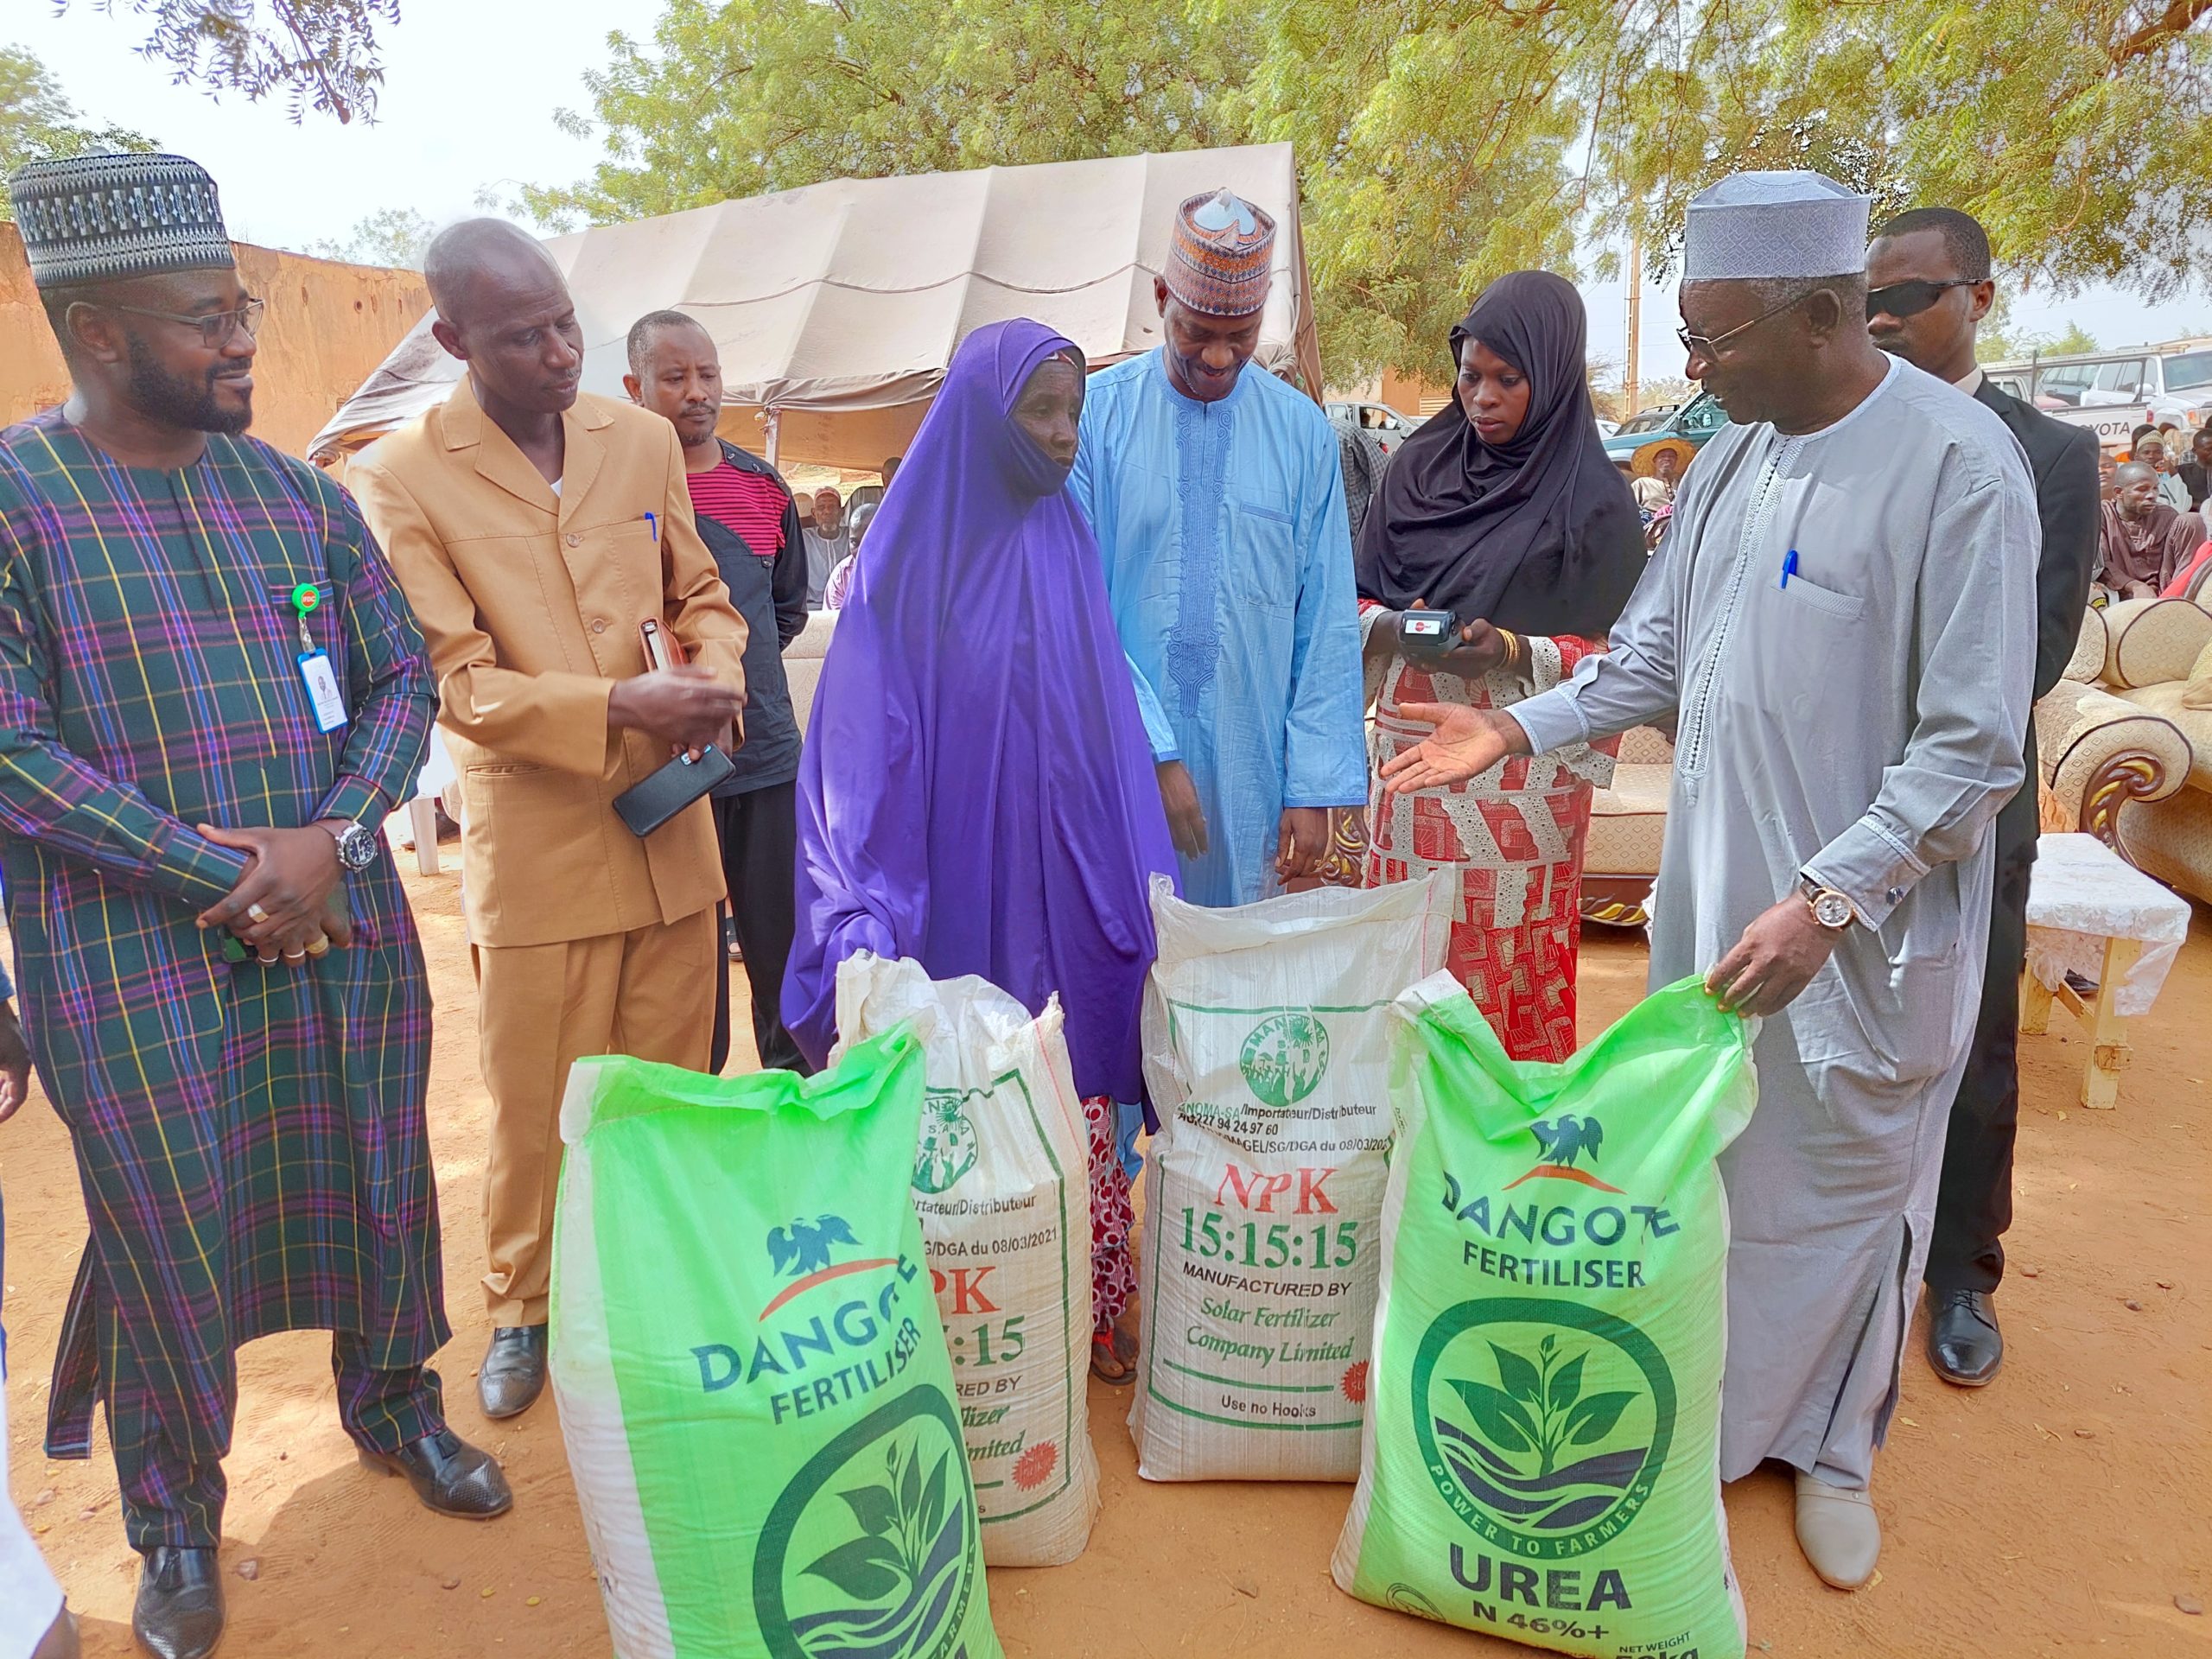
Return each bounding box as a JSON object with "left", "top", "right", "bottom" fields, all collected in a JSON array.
[
  {"left": 2037, "top": 596, "right": 2212, "bottom": 903},
  {"left": 1581, "top": 725, "right": 1672, "bottom": 928},
  {"left": 786, "top": 608, "right": 838, "bottom": 734}
]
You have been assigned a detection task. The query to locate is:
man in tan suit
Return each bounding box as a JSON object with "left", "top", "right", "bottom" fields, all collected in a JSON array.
[{"left": 351, "top": 220, "right": 746, "bottom": 1420}]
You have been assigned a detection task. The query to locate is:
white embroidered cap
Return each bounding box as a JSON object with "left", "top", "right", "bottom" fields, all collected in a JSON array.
[{"left": 1683, "top": 170, "right": 1871, "bottom": 281}]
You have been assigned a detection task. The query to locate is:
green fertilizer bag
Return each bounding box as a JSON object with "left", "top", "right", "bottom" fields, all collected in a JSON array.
[
  {"left": 1332, "top": 974, "right": 1756, "bottom": 1659},
  {"left": 550, "top": 1032, "right": 1003, "bottom": 1659}
]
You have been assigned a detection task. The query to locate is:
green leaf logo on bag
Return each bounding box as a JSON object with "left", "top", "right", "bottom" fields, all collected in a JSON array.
[
  {"left": 1238, "top": 1012, "right": 1331, "bottom": 1108},
  {"left": 753, "top": 1384, "right": 983, "bottom": 1658},
  {"left": 1410, "top": 1299, "right": 1675, "bottom": 1562},
  {"left": 912, "top": 1090, "right": 982, "bottom": 1195}
]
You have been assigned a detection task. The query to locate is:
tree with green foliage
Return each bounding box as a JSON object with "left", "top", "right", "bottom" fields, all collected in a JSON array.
[
  {"left": 529, "top": 0, "right": 2212, "bottom": 379},
  {"left": 0, "top": 43, "right": 153, "bottom": 214},
  {"left": 2034, "top": 322, "right": 2105, "bottom": 357},
  {"left": 1250, "top": 0, "right": 2212, "bottom": 370},
  {"left": 309, "top": 206, "right": 435, "bottom": 269},
  {"left": 51, "top": 0, "right": 397, "bottom": 123},
  {"left": 518, "top": 0, "right": 1250, "bottom": 228}
]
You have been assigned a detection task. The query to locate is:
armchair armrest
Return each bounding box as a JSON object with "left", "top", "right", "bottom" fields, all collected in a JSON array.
[
  {"left": 2061, "top": 607, "right": 2107, "bottom": 684},
  {"left": 2039, "top": 684, "right": 2192, "bottom": 847},
  {"left": 2100, "top": 597, "right": 2212, "bottom": 688}
]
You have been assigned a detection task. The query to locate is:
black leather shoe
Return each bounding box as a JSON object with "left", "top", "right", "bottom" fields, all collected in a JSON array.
[
  {"left": 358, "top": 1427, "right": 514, "bottom": 1519},
  {"left": 477, "top": 1324, "right": 548, "bottom": 1419},
  {"left": 133, "top": 1545, "right": 224, "bottom": 1659},
  {"left": 1927, "top": 1287, "right": 2004, "bottom": 1387}
]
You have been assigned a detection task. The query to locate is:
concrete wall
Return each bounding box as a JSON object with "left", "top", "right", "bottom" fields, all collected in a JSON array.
[{"left": 0, "top": 222, "right": 429, "bottom": 460}]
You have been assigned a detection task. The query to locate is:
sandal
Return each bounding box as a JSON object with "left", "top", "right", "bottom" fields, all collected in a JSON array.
[{"left": 1090, "top": 1322, "right": 1139, "bottom": 1385}]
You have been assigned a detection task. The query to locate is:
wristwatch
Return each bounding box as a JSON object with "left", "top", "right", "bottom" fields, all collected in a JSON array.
[
  {"left": 1798, "top": 874, "right": 1857, "bottom": 931},
  {"left": 321, "top": 818, "right": 379, "bottom": 872}
]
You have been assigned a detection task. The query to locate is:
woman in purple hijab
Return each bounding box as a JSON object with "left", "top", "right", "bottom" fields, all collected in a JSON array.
[{"left": 782, "top": 318, "right": 1178, "bottom": 1380}]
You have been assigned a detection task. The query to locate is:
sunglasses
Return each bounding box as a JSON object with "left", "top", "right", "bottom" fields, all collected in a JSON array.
[
  {"left": 1866, "top": 279, "right": 1974, "bottom": 321},
  {"left": 106, "top": 296, "right": 266, "bottom": 347}
]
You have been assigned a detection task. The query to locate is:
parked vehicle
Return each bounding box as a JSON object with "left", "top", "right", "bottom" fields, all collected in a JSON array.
[
  {"left": 1601, "top": 391, "right": 1730, "bottom": 464},
  {"left": 1982, "top": 340, "right": 2212, "bottom": 450},
  {"left": 1324, "top": 399, "right": 1417, "bottom": 455}
]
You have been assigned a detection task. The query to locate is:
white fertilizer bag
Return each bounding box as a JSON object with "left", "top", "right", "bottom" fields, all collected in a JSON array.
[
  {"left": 1131, "top": 870, "right": 1453, "bottom": 1482},
  {"left": 836, "top": 954, "right": 1101, "bottom": 1567}
]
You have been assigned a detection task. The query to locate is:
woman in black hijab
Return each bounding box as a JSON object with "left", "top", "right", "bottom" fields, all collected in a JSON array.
[{"left": 1357, "top": 270, "right": 1646, "bottom": 1062}]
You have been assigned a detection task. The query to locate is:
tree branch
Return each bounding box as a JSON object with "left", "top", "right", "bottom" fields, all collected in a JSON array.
[
  {"left": 270, "top": 1, "right": 355, "bottom": 124},
  {"left": 2111, "top": 0, "right": 2212, "bottom": 64}
]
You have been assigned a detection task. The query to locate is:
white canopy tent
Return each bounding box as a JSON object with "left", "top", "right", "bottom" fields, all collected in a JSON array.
[{"left": 311, "top": 143, "right": 1321, "bottom": 474}]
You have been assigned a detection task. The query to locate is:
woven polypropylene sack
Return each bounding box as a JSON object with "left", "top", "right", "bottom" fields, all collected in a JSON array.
[
  {"left": 1131, "top": 870, "right": 1453, "bottom": 1481},
  {"left": 836, "top": 954, "right": 1101, "bottom": 1567},
  {"left": 550, "top": 1033, "right": 1004, "bottom": 1659},
  {"left": 1332, "top": 974, "right": 1754, "bottom": 1659}
]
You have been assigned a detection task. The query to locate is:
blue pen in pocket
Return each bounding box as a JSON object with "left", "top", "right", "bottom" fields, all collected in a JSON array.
[
  {"left": 644, "top": 511, "right": 658, "bottom": 544},
  {"left": 1780, "top": 548, "right": 1798, "bottom": 589}
]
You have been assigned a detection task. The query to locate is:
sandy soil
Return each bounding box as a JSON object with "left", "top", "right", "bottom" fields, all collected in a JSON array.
[{"left": 3, "top": 864, "right": 2206, "bottom": 1658}]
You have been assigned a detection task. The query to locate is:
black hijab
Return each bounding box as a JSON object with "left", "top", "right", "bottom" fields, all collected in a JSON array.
[{"left": 1356, "top": 270, "right": 1644, "bottom": 639}]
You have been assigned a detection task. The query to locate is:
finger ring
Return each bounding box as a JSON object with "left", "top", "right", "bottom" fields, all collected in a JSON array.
[
  {"left": 256, "top": 950, "right": 279, "bottom": 965},
  {"left": 283, "top": 950, "right": 307, "bottom": 963},
  {"left": 246, "top": 903, "right": 270, "bottom": 924},
  {"left": 305, "top": 938, "right": 331, "bottom": 957}
]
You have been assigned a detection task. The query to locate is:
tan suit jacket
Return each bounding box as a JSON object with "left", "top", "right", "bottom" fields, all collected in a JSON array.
[{"left": 351, "top": 381, "right": 747, "bottom": 948}]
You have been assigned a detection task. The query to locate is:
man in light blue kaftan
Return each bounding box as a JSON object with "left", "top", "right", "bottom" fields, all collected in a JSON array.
[{"left": 1069, "top": 188, "right": 1367, "bottom": 909}]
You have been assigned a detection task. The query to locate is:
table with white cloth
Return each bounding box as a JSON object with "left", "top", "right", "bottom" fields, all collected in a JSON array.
[{"left": 2020, "top": 832, "right": 2193, "bottom": 1109}]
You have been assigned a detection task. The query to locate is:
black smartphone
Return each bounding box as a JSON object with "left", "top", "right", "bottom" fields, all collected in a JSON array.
[
  {"left": 1400, "top": 610, "right": 1459, "bottom": 658},
  {"left": 613, "top": 747, "right": 737, "bottom": 837}
]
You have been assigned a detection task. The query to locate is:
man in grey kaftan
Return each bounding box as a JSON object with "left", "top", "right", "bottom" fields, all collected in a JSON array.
[
  {"left": 1511, "top": 352, "right": 2036, "bottom": 1487},
  {"left": 1381, "top": 171, "right": 2038, "bottom": 1589}
]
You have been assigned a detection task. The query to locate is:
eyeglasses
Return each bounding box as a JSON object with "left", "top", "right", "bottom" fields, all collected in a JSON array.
[
  {"left": 1866, "top": 279, "right": 1975, "bottom": 321},
  {"left": 1675, "top": 289, "right": 1812, "bottom": 360},
  {"left": 105, "top": 297, "right": 265, "bottom": 347}
]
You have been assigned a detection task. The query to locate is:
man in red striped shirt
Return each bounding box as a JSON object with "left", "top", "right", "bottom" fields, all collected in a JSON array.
[{"left": 625, "top": 310, "right": 811, "bottom": 1074}]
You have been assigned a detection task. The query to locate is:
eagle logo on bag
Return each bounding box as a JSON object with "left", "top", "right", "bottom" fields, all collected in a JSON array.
[
  {"left": 1509, "top": 1116, "right": 1624, "bottom": 1193},
  {"left": 768, "top": 1215, "right": 862, "bottom": 1279},
  {"left": 913, "top": 1090, "right": 982, "bottom": 1194},
  {"left": 1238, "top": 1012, "right": 1332, "bottom": 1108}
]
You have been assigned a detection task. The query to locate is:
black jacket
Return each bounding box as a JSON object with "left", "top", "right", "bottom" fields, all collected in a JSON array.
[
  {"left": 692, "top": 439, "right": 808, "bottom": 795},
  {"left": 1974, "top": 375, "right": 2101, "bottom": 857},
  {"left": 2177, "top": 458, "right": 2211, "bottom": 512}
]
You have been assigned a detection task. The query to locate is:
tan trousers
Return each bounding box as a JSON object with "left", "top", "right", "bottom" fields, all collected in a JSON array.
[{"left": 473, "top": 906, "right": 717, "bottom": 1325}]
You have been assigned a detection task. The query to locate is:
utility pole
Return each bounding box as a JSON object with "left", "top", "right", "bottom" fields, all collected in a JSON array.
[{"left": 1625, "top": 232, "right": 1643, "bottom": 418}]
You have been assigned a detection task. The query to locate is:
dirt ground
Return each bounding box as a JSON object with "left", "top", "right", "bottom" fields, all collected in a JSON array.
[{"left": 3, "top": 864, "right": 2207, "bottom": 1658}]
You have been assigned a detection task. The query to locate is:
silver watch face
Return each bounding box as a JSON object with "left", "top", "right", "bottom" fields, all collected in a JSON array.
[
  {"left": 1812, "top": 892, "right": 1853, "bottom": 930},
  {"left": 335, "top": 823, "right": 378, "bottom": 870}
]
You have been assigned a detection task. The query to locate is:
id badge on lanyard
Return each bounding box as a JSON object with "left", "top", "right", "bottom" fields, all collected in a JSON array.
[{"left": 288, "top": 582, "right": 349, "bottom": 733}]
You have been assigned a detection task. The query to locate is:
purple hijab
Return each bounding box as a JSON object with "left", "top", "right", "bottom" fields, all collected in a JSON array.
[{"left": 781, "top": 319, "right": 1179, "bottom": 1101}]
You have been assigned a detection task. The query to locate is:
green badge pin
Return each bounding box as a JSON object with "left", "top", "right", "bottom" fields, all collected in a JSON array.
[{"left": 289, "top": 582, "right": 321, "bottom": 615}]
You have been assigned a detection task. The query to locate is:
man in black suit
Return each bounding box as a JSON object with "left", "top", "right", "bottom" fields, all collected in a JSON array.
[
  {"left": 2179, "top": 427, "right": 2212, "bottom": 512},
  {"left": 1867, "top": 208, "right": 2100, "bottom": 1387}
]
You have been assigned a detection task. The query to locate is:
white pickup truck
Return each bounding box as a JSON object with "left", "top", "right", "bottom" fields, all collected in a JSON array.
[{"left": 1983, "top": 341, "right": 2212, "bottom": 451}]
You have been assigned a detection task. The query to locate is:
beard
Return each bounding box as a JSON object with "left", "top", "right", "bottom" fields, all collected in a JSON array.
[{"left": 124, "top": 334, "right": 253, "bottom": 435}]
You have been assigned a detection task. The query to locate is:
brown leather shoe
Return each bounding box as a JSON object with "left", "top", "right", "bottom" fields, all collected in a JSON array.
[
  {"left": 358, "top": 1427, "right": 514, "bottom": 1520},
  {"left": 132, "top": 1546, "right": 224, "bottom": 1659}
]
